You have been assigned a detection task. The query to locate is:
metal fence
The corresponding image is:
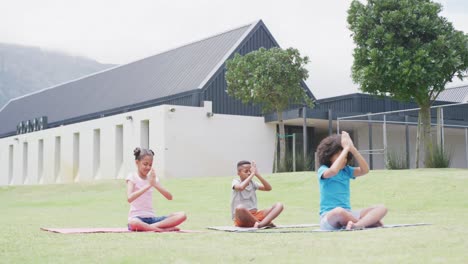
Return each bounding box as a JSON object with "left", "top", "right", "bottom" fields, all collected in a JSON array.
[{"left": 337, "top": 102, "right": 468, "bottom": 169}]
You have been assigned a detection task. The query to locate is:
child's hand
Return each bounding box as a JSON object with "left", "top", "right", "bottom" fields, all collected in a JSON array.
[
  {"left": 341, "top": 131, "right": 354, "bottom": 148},
  {"left": 250, "top": 161, "right": 258, "bottom": 175},
  {"left": 148, "top": 169, "right": 158, "bottom": 187}
]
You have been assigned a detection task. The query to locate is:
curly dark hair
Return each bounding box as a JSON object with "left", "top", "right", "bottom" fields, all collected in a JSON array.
[
  {"left": 133, "top": 147, "right": 155, "bottom": 161},
  {"left": 316, "top": 134, "right": 352, "bottom": 167}
]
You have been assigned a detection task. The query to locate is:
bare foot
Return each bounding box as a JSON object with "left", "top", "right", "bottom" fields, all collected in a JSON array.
[
  {"left": 257, "top": 222, "right": 276, "bottom": 228},
  {"left": 345, "top": 221, "right": 364, "bottom": 230},
  {"left": 151, "top": 226, "right": 165, "bottom": 232},
  {"left": 253, "top": 222, "right": 260, "bottom": 228},
  {"left": 161, "top": 227, "right": 180, "bottom": 232}
]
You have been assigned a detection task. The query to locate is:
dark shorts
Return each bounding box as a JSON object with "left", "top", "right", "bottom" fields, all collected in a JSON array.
[{"left": 128, "top": 216, "right": 168, "bottom": 230}]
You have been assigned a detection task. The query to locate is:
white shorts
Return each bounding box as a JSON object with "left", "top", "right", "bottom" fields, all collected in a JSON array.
[{"left": 319, "top": 209, "right": 361, "bottom": 231}]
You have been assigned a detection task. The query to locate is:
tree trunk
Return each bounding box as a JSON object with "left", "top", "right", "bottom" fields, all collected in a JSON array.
[
  {"left": 278, "top": 111, "right": 286, "bottom": 172},
  {"left": 419, "top": 104, "right": 433, "bottom": 167}
]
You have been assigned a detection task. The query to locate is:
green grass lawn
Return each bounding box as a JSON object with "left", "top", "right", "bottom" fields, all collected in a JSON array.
[{"left": 1, "top": 169, "right": 467, "bottom": 263}]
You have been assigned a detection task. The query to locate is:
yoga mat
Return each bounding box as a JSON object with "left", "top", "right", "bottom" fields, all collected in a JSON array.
[
  {"left": 262, "top": 223, "right": 431, "bottom": 233},
  {"left": 207, "top": 223, "right": 429, "bottom": 233},
  {"left": 41, "top": 227, "right": 200, "bottom": 234},
  {"left": 307, "top": 223, "right": 431, "bottom": 232},
  {"left": 207, "top": 223, "right": 319, "bottom": 232}
]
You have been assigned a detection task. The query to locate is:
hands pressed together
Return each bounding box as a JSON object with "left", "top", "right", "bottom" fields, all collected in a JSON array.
[
  {"left": 148, "top": 169, "right": 160, "bottom": 188},
  {"left": 250, "top": 161, "right": 258, "bottom": 176},
  {"left": 341, "top": 131, "right": 354, "bottom": 149},
  {"left": 150, "top": 168, "right": 173, "bottom": 200}
]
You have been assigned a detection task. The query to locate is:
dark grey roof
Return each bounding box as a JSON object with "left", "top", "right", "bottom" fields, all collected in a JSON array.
[
  {"left": 0, "top": 21, "right": 256, "bottom": 137},
  {"left": 436, "top": 85, "right": 468, "bottom": 102}
]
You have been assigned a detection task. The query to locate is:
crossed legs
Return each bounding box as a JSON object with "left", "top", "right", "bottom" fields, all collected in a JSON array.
[
  {"left": 347, "top": 205, "right": 387, "bottom": 230},
  {"left": 235, "top": 203, "right": 284, "bottom": 228},
  {"left": 128, "top": 212, "right": 187, "bottom": 232},
  {"left": 325, "top": 205, "right": 387, "bottom": 230}
]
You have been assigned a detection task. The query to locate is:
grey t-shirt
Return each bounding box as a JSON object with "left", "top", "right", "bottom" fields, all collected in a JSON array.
[{"left": 230, "top": 178, "right": 260, "bottom": 220}]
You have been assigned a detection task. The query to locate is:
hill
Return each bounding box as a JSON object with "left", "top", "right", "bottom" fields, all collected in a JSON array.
[{"left": 0, "top": 43, "right": 115, "bottom": 107}]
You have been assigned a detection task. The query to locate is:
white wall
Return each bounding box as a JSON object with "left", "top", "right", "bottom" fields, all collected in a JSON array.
[
  {"left": 443, "top": 127, "right": 468, "bottom": 168},
  {"left": 0, "top": 102, "right": 275, "bottom": 185},
  {"left": 163, "top": 102, "right": 276, "bottom": 178}
]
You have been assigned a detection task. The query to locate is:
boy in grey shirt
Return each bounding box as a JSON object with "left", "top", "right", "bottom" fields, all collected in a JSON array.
[{"left": 231, "top": 160, "right": 284, "bottom": 228}]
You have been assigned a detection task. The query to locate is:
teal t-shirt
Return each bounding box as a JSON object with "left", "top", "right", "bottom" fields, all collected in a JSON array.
[{"left": 317, "top": 165, "right": 355, "bottom": 216}]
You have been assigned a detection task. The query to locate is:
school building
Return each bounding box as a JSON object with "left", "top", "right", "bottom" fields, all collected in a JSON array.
[{"left": 1, "top": 20, "right": 467, "bottom": 186}]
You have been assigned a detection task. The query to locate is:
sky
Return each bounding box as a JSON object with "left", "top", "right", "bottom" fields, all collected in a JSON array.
[{"left": 0, "top": 0, "right": 467, "bottom": 99}]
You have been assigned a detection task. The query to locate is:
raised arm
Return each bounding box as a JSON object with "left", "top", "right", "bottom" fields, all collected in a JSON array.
[
  {"left": 321, "top": 147, "right": 351, "bottom": 179},
  {"left": 127, "top": 180, "right": 152, "bottom": 203},
  {"left": 322, "top": 131, "right": 359, "bottom": 179},
  {"left": 349, "top": 146, "right": 369, "bottom": 177},
  {"left": 341, "top": 131, "right": 369, "bottom": 177},
  {"left": 153, "top": 183, "right": 173, "bottom": 200},
  {"left": 233, "top": 173, "right": 255, "bottom": 191},
  {"left": 251, "top": 162, "right": 272, "bottom": 191},
  {"left": 149, "top": 169, "right": 173, "bottom": 200}
]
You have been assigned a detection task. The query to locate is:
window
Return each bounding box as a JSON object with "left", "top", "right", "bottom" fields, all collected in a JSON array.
[
  {"left": 115, "top": 125, "right": 124, "bottom": 176},
  {"left": 38, "top": 139, "right": 44, "bottom": 183},
  {"left": 23, "top": 142, "right": 28, "bottom": 183},
  {"left": 140, "top": 120, "right": 149, "bottom": 149},
  {"left": 73, "top": 133, "right": 80, "bottom": 181},
  {"left": 8, "top": 145, "right": 13, "bottom": 184},
  {"left": 55, "top": 136, "right": 61, "bottom": 181},
  {"left": 93, "top": 129, "right": 101, "bottom": 179}
]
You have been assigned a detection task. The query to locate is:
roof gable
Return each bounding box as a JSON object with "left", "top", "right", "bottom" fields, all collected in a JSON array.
[
  {"left": 0, "top": 22, "right": 254, "bottom": 137},
  {"left": 0, "top": 20, "right": 316, "bottom": 137},
  {"left": 436, "top": 85, "right": 468, "bottom": 102}
]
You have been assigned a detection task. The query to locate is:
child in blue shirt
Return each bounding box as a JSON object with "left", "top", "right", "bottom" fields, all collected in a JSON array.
[{"left": 316, "top": 131, "right": 387, "bottom": 230}]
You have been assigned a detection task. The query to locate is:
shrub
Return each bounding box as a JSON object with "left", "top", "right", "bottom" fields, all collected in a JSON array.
[
  {"left": 277, "top": 149, "right": 314, "bottom": 172},
  {"left": 426, "top": 145, "right": 452, "bottom": 168},
  {"left": 386, "top": 149, "right": 408, "bottom": 170}
]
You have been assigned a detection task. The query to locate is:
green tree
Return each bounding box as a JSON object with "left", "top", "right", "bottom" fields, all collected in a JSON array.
[
  {"left": 225, "top": 47, "right": 313, "bottom": 171},
  {"left": 348, "top": 0, "right": 468, "bottom": 167}
]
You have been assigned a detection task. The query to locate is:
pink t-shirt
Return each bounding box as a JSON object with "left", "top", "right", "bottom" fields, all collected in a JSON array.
[{"left": 126, "top": 172, "right": 156, "bottom": 221}]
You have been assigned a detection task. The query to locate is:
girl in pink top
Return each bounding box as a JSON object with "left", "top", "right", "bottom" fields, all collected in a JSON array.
[{"left": 127, "top": 147, "right": 186, "bottom": 232}]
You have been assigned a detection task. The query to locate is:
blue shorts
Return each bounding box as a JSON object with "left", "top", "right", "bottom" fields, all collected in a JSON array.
[
  {"left": 319, "top": 209, "right": 361, "bottom": 231},
  {"left": 128, "top": 216, "right": 167, "bottom": 230}
]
